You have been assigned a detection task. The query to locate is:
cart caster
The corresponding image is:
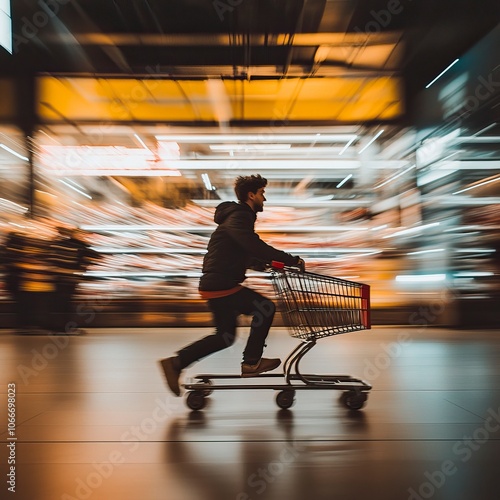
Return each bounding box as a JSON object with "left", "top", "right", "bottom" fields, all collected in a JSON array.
[
  {"left": 186, "top": 391, "right": 207, "bottom": 411},
  {"left": 276, "top": 390, "right": 295, "bottom": 409},
  {"left": 200, "top": 379, "right": 214, "bottom": 396},
  {"left": 340, "top": 391, "right": 367, "bottom": 410}
]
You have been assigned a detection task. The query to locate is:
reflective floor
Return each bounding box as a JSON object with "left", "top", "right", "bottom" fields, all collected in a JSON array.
[{"left": 1, "top": 326, "right": 500, "bottom": 500}]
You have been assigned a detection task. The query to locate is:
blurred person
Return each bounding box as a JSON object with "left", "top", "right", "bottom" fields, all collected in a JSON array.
[
  {"left": 159, "top": 174, "right": 305, "bottom": 396},
  {"left": 10, "top": 233, "right": 55, "bottom": 334},
  {"left": 50, "top": 226, "right": 101, "bottom": 335},
  {"left": 0, "top": 231, "right": 28, "bottom": 332}
]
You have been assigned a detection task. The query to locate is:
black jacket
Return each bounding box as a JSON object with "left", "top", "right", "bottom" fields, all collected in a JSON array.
[{"left": 199, "top": 201, "right": 300, "bottom": 291}]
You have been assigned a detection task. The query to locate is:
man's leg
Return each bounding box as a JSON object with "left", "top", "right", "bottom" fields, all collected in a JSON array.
[
  {"left": 234, "top": 288, "right": 277, "bottom": 365},
  {"left": 160, "top": 294, "right": 239, "bottom": 395},
  {"left": 177, "top": 296, "right": 239, "bottom": 368}
]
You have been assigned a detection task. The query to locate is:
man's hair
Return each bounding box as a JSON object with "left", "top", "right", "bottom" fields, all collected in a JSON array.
[{"left": 234, "top": 174, "right": 267, "bottom": 202}]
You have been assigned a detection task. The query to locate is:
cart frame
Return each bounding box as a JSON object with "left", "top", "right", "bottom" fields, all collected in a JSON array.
[{"left": 183, "top": 263, "right": 372, "bottom": 411}]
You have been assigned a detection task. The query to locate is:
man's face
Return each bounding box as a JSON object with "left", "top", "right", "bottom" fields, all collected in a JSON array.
[{"left": 250, "top": 187, "right": 266, "bottom": 213}]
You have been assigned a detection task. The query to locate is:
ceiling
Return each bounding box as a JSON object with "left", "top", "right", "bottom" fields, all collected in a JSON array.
[{"left": 1, "top": 0, "right": 499, "bottom": 128}]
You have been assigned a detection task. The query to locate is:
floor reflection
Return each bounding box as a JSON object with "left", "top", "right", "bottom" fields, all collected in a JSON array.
[{"left": 162, "top": 407, "right": 371, "bottom": 500}]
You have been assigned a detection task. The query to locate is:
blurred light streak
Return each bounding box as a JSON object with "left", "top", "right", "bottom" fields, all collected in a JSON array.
[
  {"left": 80, "top": 224, "right": 370, "bottom": 232},
  {"left": 133, "top": 133, "right": 150, "bottom": 150},
  {"left": 452, "top": 175, "right": 500, "bottom": 195},
  {"left": 473, "top": 123, "right": 497, "bottom": 136},
  {"left": 407, "top": 248, "right": 445, "bottom": 256},
  {"left": 65, "top": 178, "right": 86, "bottom": 190},
  {"left": 338, "top": 136, "right": 357, "bottom": 155},
  {"left": 396, "top": 274, "right": 446, "bottom": 282},
  {"left": 440, "top": 196, "right": 500, "bottom": 205},
  {"left": 0, "top": 198, "right": 28, "bottom": 213},
  {"left": 358, "top": 130, "right": 384, "bottom": 154},
  {"left": 336, "top": 174, "right": 352, "bottom": 188},
  {"left": 455, "top": 248, "right": 495, "bottom": 253},
  {"left": 425, "top": 58, "right": 459, "bottom": 88},
  {"left": 383, "top": 222, "right": 439, "bottom": 238},
  {"left": 374, "top": 164, "right": 416, "bottom": 189},
  {"left": 454, "top": 272, "right": 494, "bottom": 277},
  {"left": 0, "top": 143, "right": 29, "bottom": 161},
  {"left": 59, "top": 179, "right": 93, "bottom": 199}
]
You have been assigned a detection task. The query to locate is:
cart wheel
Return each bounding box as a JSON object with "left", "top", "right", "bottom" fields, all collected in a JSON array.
[
  {"left": 276, "top": 390, "right": 295, "bottom": 409},
  {"left": 186, "top": 391, "right": 206, "bottom": 411},
  {"left": 201, "top": 379, "right": 213, "bottom": 396},
  {"left": 340, "top": 391, "right": 367, "bottom": 410}
]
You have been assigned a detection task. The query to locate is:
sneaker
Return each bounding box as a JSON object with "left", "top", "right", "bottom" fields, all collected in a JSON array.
[
  {"left": 241, "top": 358, "right": 281, "bottom": 377},
  {"left": 159, "top": 357, "right": 182, "bottom": 396}
]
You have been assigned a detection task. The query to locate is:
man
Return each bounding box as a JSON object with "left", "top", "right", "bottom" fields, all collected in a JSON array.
[{"left": 159, "top": 174, "right": 305, "bottom": 396}]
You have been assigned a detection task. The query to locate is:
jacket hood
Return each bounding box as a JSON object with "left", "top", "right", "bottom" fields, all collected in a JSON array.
[{"left": 214, "top": 201, "right": 254, "bottom": 225}]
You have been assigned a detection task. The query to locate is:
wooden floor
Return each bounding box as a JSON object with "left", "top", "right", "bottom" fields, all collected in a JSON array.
[{"left": 1, "top": 326, "right": 500, "bottom": 500}]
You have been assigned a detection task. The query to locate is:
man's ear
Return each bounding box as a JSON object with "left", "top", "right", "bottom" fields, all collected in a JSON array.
[{"left": 247, "top": 191, "right": 256, "bottom": 202}]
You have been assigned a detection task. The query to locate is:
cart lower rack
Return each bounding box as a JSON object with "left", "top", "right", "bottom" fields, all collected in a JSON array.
[{"left": 183, "top": 263, "right": 372, "bottom": 411}]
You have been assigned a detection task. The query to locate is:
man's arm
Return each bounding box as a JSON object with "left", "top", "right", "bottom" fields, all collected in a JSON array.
[{"left": 224, "top": 210, "right": 301, "bottom": 267}]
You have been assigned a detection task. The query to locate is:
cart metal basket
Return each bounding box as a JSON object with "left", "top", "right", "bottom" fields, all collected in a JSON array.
[
  {"left": 183, "top": 263, "right": 372, "bottom": 411},
  {"left": 272, "top": 262, "right": 371, "bottom": 340}
]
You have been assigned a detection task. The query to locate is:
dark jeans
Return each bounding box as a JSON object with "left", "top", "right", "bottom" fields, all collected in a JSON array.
[{"left": 177, "top": 287, "right": 276, "bottom": 369}]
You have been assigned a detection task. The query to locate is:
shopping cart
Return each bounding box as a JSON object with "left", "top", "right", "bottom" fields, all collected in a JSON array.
[{"left": 183, "top": 262, "right": 372, "bottom": 411}]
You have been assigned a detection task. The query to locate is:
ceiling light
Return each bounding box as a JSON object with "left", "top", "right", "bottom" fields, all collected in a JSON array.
[
  {"left": 201, "top": 173, "right": 214, "bottom": 190},
  {"left": 163, "top": 159, "right": 361, "bottom": 170},
  {"left": 156, "top": 134, "right": 357, "bottom": 143},
  {"left": 396, "top": 274, "right": 446, "bottom": 282},
  {"left": 425, "top": 59, "right": 459, "bottom": 89},
  {"left": 209, "top": 144, "right": 291, "bottom": 151},
  {"left": 358, "top": 130, "right": 384, "bottom": 154}
]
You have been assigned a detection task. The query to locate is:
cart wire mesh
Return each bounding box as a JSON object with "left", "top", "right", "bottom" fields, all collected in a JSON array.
[{"left": 271, "top": 266, "right": 371, "bottom": 340}]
